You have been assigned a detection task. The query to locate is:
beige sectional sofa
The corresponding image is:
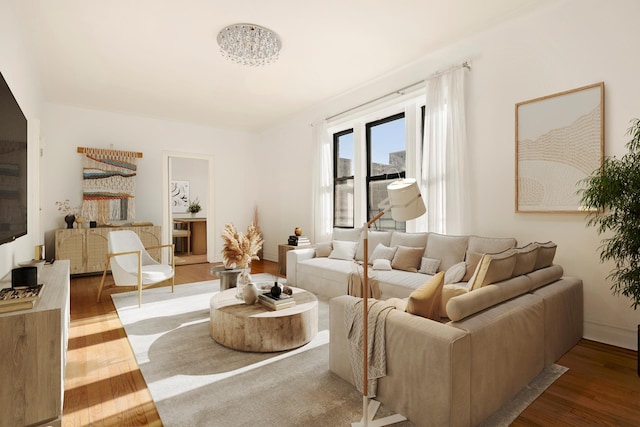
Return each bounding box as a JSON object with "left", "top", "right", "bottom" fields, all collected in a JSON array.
[{"left": 286, "top": 228, "right": 583, "bottom": 426}]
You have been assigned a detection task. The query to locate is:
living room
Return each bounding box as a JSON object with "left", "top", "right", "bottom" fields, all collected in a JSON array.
[{"left": 0, "top": 0, "right": 638, "bottom": 425}]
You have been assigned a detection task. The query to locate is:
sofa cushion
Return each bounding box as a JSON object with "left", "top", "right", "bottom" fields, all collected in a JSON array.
[
  {"left": 424, "top": 233, "right": 469, "bottom": 273},
  {"left": 355, "top": 230, "right": 393, "bottom": 262},
  {"left": 440, "top": 284, "right": 468, "bottom": 318},
  {"left": 446, "top": 275, "right": 533, "bottom": 321},
  {"left": 389, "top": 231, "right": 429, "bottom": 250},
  {"left": 391, "top": 246, "right": 424, "bottom": 272},
  {"left": 527, "top": 264, "right": 564, "bottom": 291},
  {"left": 328, "top": 240, "right": 357, "bottom": 260},
  {"left": 315, "top": 241, "right": 333, "bottom": 258},
  {"left": 444, "top": 261, "right": 466, "bottom": 285},
  {"left": 406, "top": 271, "right": 445, "bottom": 320},
  {"left": 333, "top": 227, "right": 362, "bottom": 242},
  {"left": 462, "top": 251, "right": 483, "bottom": 282},
  {"left": 418, "top": 257, "right": 441, "bottom": 275},
  {"left": 468, "top": 249, "right": 517, "bottom": 291},
  {"left": 512, "top": 243, "right": 539, "bottom": 277},
  {"left": 372, "top": 258, "right": 392, "bottom": 271},
  {"left": 533, "top": 241, "right": 557, "bottom": 270},
  {"left": 466, "top": 235, "right": 517, "bottom": 259},
  {"left": 370, "top": 243, "right": 397, "bottom": 264}
]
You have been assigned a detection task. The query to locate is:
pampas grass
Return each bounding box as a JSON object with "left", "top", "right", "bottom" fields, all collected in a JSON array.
[{"left": 221, "top": 222, "right": 264, "bottom": 268}]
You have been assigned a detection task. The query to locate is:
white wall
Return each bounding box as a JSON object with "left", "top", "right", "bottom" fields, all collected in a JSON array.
[
  {"left": 40, "top": 103, "right": 254, "bottom": 263},
  {"left": 255, "top": 0, "right": 640, "bottom": 349},
  {"left": 0, "top": 2, "right": 44, "bottom": 279}
]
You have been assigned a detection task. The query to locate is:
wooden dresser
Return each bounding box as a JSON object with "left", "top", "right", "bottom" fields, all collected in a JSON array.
[
  {"left": 55, "top": 225, "right": 161, "bottom": 275},
  {"left": 0, "top": 260, "right": 70, "bottom": 427}
]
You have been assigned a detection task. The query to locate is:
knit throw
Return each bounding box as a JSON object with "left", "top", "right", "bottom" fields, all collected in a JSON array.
[{"left": 81, "top": 148, "right": 137, "bottom": 224}]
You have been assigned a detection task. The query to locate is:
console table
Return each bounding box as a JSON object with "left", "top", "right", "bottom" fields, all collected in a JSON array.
[
  {"left": 55, "top": 225, "right": 161, "bottom": 274},
  {"left": 0, "top": 260, "right": 70, "bottom": 427}
]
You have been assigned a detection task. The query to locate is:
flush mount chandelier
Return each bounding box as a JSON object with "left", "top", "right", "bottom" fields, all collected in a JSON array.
[{"left": 216, "top": 23, "right": 281, "bottom": 66}]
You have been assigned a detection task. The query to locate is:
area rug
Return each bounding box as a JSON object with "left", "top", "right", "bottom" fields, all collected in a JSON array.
[{"left": 113, "top": 276, "right": 567, "bottom": 427}]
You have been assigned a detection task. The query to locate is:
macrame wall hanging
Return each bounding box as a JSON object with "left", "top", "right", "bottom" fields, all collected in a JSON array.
[{"left": 78, "top": 147, "right": 142, "bottom": 225}]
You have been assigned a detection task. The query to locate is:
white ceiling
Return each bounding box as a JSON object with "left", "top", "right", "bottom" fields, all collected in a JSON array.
[{"left": 18, "top": 0, "right": 552, "bottom": 132}]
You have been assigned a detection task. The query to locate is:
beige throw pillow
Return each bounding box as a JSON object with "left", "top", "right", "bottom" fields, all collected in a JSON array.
[
  {"left": 406, "top": 271, "right": 445, "bottom": 321},
  {"left": 328, "top": 240, "right": 358, "bottom": 260},
  {"left": 444, "top": 261, "right": 466, "bottom": 285},
  {"left": 468, "top": 249, "right": 517, "bottom": 291},
  {"left": 369, "top": 243, "right": 398, "bottom": 264},
  {"left": 391, "top": 245, "right": 425, "bottom": 272},
  {"left": 372, "top": 258, "right": 392, "bottom": 271},
  {"left": 314, "top": 241, "right": 333, "bottom": 258},
  {"left": 418, "top": 257, "right": 441, "bottom": 275},
  {"left": 462, "top": 252, "right": 483, "bottom": 282}
]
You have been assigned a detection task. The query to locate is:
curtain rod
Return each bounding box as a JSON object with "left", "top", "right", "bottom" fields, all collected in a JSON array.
[
  {"left": 77, "top": 146, "right": 143, "bottom": 158},
  {"left": 325, "top": 60, "right": 471, "bottom": 123}
]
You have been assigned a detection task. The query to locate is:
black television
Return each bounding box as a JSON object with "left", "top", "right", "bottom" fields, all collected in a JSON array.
[{"left": 0, "top": 71, "right": 28, "bottom": 245}]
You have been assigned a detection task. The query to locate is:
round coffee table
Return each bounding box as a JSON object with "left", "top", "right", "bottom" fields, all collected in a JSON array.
[{"left": 209, "top": 286, "right": 318, "bottom": 352}]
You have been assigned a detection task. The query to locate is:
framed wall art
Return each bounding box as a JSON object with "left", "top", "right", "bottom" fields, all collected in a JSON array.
[
  {"left": 171, "top": 180, "right": 190, "bottom": 213},
  {"left": 515, "top": 82, "right": 604, "bottom": 213}
]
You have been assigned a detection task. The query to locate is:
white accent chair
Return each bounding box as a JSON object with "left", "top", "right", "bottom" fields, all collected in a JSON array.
[{"left": 97, "top": 230, "right": 175, "bottom": 307}]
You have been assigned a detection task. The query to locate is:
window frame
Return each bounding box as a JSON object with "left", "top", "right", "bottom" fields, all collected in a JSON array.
[{"left": 333, "top": 128, "right": 355, "bottom": 229}]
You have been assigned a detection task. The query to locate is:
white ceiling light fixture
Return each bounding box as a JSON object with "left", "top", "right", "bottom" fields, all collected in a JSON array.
[{"left": 216, "top": 23, "right": 281, "bottom": 66}]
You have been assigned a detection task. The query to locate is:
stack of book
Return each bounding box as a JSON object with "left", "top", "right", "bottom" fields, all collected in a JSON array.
[
  {"left": 0, "top": 284, "right": 43, "bottom": 313},
  {"left": 258, "top": 292, "right": 296, "bottom": 311},
  {"left": 288, "top": 235, "right": 311, "bottom": 246}
]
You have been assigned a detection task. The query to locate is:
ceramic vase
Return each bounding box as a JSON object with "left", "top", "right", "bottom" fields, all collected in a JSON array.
[
  {"left": 236, "top": 266, "right": 252, "bottom": 299},
  {"left": 242, "top": 282, "right": 259, "bottom": 304},
  {"left": 64, "top": 214, "right": 75, "bottom": 229}
]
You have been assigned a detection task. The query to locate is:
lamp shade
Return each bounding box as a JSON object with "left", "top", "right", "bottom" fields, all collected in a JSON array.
[{"left": 387, "top": 178, "right": 426, "bottom": 221}]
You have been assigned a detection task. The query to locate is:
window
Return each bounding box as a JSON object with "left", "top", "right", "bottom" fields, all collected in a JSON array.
[
  {"left": 333, "top": 129, "right": 354, "bottom": 228},
  {"left": 367, "top": 113, "right": 406, "bottom": 231}
]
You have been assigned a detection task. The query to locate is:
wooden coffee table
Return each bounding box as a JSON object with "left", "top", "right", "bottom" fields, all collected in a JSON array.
[{"left": 209, "top": 286, "right": 318, "bottom": 352}]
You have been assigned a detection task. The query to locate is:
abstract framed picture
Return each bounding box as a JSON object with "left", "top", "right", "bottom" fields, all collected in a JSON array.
[
  {"left": 516, "top": 82, "right": 604, "bottom": 213},
  {"left": 171, "top": 180, "right": 189, "bottom": 213}
]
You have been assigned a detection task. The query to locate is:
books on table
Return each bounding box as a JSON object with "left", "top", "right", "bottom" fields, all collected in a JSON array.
[
  {"left": 258, "top": 292, "right": 296, "bottom": 311},
  {"left": 0, "top": 284, "right": 43, "bottom": 313},
  {"left": 288, "top": 235, "right": 311, "bottom": 246}
]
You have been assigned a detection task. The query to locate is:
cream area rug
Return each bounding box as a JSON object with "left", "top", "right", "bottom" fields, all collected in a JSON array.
[{"left": 112, "top": 276, "right": 567, "bottom": 427}]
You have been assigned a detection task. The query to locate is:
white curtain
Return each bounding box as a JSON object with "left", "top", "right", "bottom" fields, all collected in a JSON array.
[
  {"left": 419, "top": 66, "right": 467, "bottom": 234},
  {"left": 312, "top": 120, "right": 333, "bottom": 243}
]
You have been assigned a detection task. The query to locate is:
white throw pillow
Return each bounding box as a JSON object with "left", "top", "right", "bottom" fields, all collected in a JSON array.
[
  {"left": 372, "top": 258, "right": 392, "bottom": 270},
  {"left": 369, "top": 243, "right": 398, "bottom": 264},
  {"left": 418, "top": 257, "right": 441, "bottom": 275},
  {"left": 444, "top": 261, "right": 466, "bottom": 285},
  {"left": 328, "top": 240, "right": 358, "bottom": 260}
]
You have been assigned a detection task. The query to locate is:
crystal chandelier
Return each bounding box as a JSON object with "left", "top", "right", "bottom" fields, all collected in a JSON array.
[{"left": 216, "top": 23, "right": 281, "bottom": 66}]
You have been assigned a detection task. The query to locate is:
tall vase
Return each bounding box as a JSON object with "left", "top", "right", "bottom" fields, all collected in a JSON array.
[{"left": 236, "top": 266, "right": 252, "bottom": 299}]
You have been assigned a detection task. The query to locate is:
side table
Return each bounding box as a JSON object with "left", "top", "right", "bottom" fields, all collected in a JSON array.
[
  {"left": 278, "top": 244, "right": 298, "bottom": 276},
  {"left": 210, "top": 264, "right": 241, "bottom": 290}
]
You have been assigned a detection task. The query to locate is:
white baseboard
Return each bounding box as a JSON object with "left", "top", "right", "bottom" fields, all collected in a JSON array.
[{"left": 584, "top": 320, "right": 638, "bottom": 350}]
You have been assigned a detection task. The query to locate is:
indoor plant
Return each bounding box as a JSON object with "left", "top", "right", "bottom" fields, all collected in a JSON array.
[
  {"left": 580, "top": 118, "right": 640, "bottom": 310},
  {"left": 221, "top": 222, "right": 264, "bottom": 294},
  {"left": 187, "top": 198, "right": 201, "bottom": 215}
]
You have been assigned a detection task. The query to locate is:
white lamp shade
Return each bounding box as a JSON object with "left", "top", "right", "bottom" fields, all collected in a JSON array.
[{"left": 387, "top": 178, "right": 426, "bottom": 221}]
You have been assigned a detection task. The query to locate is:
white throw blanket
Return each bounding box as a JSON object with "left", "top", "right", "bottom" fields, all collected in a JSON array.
[{"left": 345, "top": 298, "right": 395, "bottom": 397}]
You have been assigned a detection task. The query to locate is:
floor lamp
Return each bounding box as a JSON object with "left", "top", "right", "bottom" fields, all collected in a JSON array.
[{"left": 353, "top": 178, "right": 427, "bottom": 427}]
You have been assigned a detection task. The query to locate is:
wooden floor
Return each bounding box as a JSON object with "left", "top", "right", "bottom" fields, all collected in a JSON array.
[{"left": 63, "top": 260, "right": 640, "bottom": 426}]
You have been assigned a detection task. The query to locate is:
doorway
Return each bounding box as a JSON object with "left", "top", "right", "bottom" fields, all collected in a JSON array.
[{"left": 162, "top": 152, "right": 215, "bottom": 264}]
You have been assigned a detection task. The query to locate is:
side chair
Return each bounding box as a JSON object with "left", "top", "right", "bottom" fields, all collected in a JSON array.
[{"left": 97, "top": 230, "right": 175, "bottom": 307}]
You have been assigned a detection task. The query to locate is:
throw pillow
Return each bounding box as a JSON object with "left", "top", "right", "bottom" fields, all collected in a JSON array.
[
  {"left": 369, "top": 243, "right": 398, "bottom": 264},
  {"left": 468, "top": 249, "right": 517, "bottom": 291},
  {"left": 533, "top": 241, "right": 557, "bottom": 270},
  {"left": 418, "top": 257, "right": 441, "bottom": 275},
  {"left": 328, "top": 240, "right": 358, "bottom": 260},
  {"left": 406, "top": 271, "right": 445, "bottom": 321},
  {"left": 355, "top": 230, "right": 393, "bottom": 262},
  {"left": 315, "top": 241, "right": 333, "bottom": 258},
  {"left": 444, "top": 261, "right": 466, "bottom": 285},
  {"left": 372, "top": 258, "right": 392, "bottom": 271},
  {"left": 512, "top": 243, "right": 539, "bottom": 276},
  {"left": 391, "top": 245, "right": 425, "bottom": 272},
  {"left": 462, "top": 251, "right": 483, "bottom": 282}
]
